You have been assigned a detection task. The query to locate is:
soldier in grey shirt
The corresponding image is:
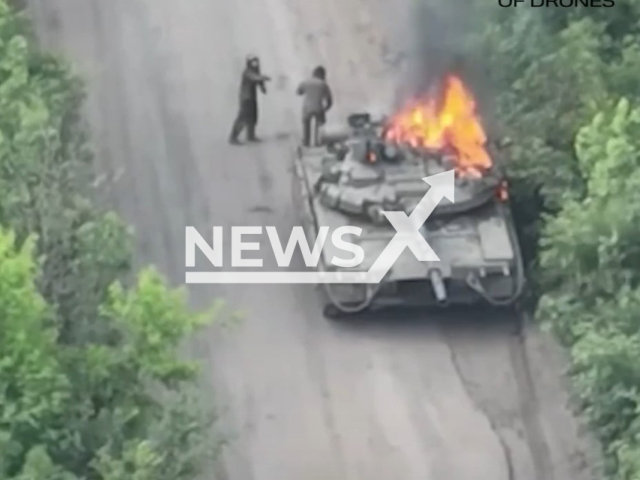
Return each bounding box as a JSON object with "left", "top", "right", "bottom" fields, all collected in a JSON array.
[{"left": 297, "top": 66, "right": 333, "bottom": 146}]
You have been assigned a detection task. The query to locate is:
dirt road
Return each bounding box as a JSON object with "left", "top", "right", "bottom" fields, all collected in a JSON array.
[{"left": 26, "top": 0, "right": 598, "bottom": 478}]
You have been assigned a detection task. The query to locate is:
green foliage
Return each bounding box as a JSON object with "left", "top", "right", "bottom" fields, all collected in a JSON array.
[
  {"left": 0, "top": 1, "right": 220, "bottom": 479},
  {"left": 100, "top": 268, "right": 214, "bottom": 386},
  {"left": 0, "top": 227, "right": 219, "bottom": 479},
  {"left": 537, "top": 100, "right": 640, "bottom": 478},
  {"left": 471, "top": 2, "right": 640, "bottom": 210},
  {"left": 0, "top": 2, "right": 131, "bottom": 345}
]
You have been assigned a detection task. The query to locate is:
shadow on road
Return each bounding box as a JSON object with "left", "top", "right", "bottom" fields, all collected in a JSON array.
[{"left": 328, "top": 303, "right": 522, "bottom": 338}]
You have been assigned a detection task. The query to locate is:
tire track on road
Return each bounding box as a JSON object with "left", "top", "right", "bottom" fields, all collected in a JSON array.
[
  {"left": 447, "top": 334, "right": 516, "bottom": 480},
  {"left": 444, "top": 313, "right": 555, "bottom": 480},
  {"left": 509, "top": 319, "right": 557, "bottom": 480}
]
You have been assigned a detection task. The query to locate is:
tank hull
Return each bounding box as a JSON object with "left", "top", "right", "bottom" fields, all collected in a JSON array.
[
  {"left": 319, "top": 270, "right": 519, "bottom": 318},
  {"left": 292, "top": 127, "right": 525, "bottom": 320}
]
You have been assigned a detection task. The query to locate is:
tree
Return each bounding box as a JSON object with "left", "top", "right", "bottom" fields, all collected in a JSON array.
[
  {"left": 537, "top": 99, "right": 640, "bottom": 478},
  {"left": 0, "top": 227, "right": 220, "bottom": 480},
  {"left": 0, "top": 2, "right": 132, "bottom": 345}
]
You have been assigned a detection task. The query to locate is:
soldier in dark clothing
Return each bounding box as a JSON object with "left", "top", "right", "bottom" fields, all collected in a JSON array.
[{"left": 229, "top": 55, "right": 271, "bottom": 144}]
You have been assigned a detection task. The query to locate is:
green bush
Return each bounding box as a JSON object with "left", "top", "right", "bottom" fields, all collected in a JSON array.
[
  {"left": 538, "top": 99, "right": 640, "bottom": 478},
  {"left": 0, "top": 229, "right": 219, "bottom": 479},
  {"left": 0, "top": 3, "right": 132, "bottom": 344}
]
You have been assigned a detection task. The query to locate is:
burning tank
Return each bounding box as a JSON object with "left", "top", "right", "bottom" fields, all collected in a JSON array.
[{"left": 292, "top": 75, "right": 525, "bottom": 318}]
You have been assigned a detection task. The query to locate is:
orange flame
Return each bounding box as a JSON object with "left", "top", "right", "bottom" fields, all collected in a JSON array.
[{"left": 384, "top": 75, "right": 492, "bottom": 177}]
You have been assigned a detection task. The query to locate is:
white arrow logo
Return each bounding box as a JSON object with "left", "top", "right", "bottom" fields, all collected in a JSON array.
[{"left": 365, "top": 169, "right": 455, "bottom": 283}]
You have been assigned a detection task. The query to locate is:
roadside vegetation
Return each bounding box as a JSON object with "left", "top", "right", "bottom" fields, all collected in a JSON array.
[
  {"left": 0, "top": 2, "right": 220, "bottom": 479},
  {"left": 465, "top": 1, "right": 640, "bottom": 477}
]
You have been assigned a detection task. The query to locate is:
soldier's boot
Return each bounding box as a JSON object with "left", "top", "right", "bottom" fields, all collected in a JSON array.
[
  {"left": 229, "top": 119, "right": 243, "bottom": 145},
  {"left": 246, "top": 124, "right": 261, "bottom": 142}
]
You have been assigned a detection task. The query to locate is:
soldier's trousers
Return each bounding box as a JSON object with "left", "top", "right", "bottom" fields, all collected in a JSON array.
[
  {"left": 302, "top": 111, "right": 326, "bottom": 147},
  {"left": 230, "top": 99, "right": 258, "bottom": 140}
]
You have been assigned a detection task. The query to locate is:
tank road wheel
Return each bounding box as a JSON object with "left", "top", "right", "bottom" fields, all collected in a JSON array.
[
  {"left": 322, "top": 303, "right": 342, "bottom": 320},
  {"left": 318, "top": 285, "right": 369, "bottom": 320},
  {"left": 322, "top": 301, "right": 372, "bottom": 320}
]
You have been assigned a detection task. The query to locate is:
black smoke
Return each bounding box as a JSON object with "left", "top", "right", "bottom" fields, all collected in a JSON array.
[{"left": 394, "top": 0, "right": 488, "bottom": 114}]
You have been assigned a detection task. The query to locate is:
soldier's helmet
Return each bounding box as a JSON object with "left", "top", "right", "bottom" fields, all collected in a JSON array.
[
  {"left": 313, "top": 66, "right": 326, "bottom": 80},
  {"left": 246, "top": 54, "right": 260, "bottom": 68}
]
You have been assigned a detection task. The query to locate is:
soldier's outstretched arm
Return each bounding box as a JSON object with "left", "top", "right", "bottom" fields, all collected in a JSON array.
[{"left": 245, "top": 70, "right": 271, "bottom": 83}]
